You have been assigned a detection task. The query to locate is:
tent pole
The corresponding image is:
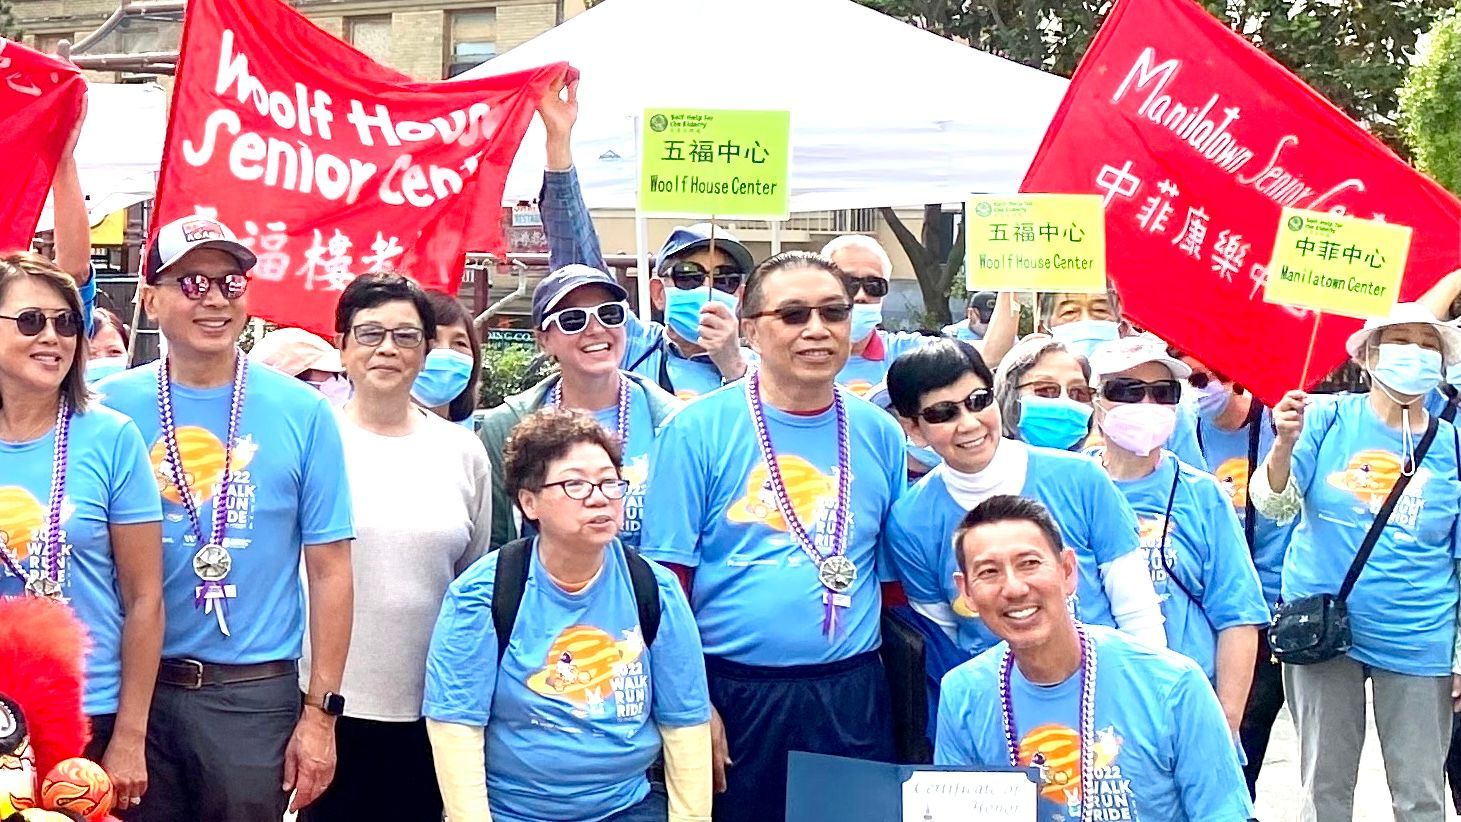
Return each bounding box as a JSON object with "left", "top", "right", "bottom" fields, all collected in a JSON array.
[
  {"left": 635, "top": 209, "right": 651, "bottom": 322},
  {"left": 770, "top": 219, "right": 782, "bottom": 254}
]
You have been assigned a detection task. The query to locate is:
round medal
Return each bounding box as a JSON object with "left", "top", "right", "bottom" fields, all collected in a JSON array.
[
  {"left": 193, "top": 544, "right": 233, "bottom": 582},
  {"left": 24, "top": 574, "right": 63, "bottom": 601},
  {"left": 817, "top": 555, "right": 858, "bottom": 594}
]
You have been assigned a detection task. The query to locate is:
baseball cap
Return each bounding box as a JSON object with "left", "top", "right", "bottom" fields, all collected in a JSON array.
[
  {"left": 969, "top": 290, "right": 998, "bottom": 322},
  {"left": 656, "top": 224, "right": 755, "bottom": 275},
  {"left": 1344, "top": 302, "right": 1461, "bottom": 365},
  {"left": 1089, "top": 333, "right": 1192, "bottom": 382},
  {"left": 532, "top": 265, "right": 629, "bottom": 328},
  {"left": 248, "top": 327, "right": 344, "bottom": 377},
  {"left": 144, "top": 216, "right": 258, "bottom": 283}
]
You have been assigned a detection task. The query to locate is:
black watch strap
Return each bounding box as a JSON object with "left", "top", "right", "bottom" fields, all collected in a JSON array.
[{"left": 312, "top": 691, "right": 345, "bottom": 716}]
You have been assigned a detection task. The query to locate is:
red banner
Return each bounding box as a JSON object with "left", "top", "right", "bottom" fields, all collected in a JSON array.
[
  {"left": 0, "top": 40, "right": 85, "bottom": 251},
  {"left": 1021, "top": 0, "right": 1461, "bottom": 406},
  {"left": 154, "top": 0, "right": 567, "bottom": 335}
]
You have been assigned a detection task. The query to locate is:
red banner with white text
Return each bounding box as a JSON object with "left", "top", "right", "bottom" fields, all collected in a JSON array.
[
  {"left": 153, "top": 0, "right": 567, "bottom": 335},
  {"left": 0, "top": 39, "right": 85, "bottom": 251},
  {"left": 1021, "top": 0, "right": 1461, "bottom": 406}
]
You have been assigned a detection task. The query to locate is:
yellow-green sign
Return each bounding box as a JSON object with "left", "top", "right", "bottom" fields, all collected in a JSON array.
[
  {"left": 1263, "top": 208, "right": 1411, "bottom": 319},
  {"left": 965, "top": 195, "right": 1106, "bottom": 292},
  {"left": 640, "top": 108, "right": 790, "bottom": 219}
]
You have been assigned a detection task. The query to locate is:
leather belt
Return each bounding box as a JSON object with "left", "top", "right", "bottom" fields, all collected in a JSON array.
[{"left": 157, "top": 658, "right": 296, "bottom": 690}]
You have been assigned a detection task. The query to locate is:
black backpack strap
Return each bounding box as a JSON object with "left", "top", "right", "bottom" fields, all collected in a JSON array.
[
  {"left": 1337, "top": 414, "right": 1440, "bottom": 602},
  {"left": 492, "top": 538, "right": 533, "bottom": 667},
  {"left": 1242, "top": 401, "right": 1264, "bottom": 553},
  {"left": 624, "top": 548, "right": 662, "bottom": 648},
  {"left": 1442, "top": 385, "right": 1459, "bottom": 424}
]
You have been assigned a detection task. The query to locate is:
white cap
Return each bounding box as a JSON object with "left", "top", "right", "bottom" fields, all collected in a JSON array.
[
  {"left": 248, "top": 327, "right": 343, "bottom": 377},
  {"left": 145, "top": 216, "right": 257, "bottom": 282},
  {"left": 1089, "top": 333, "right": 1192, "bottom": 382},
  {"left": 1344, "top": 302, "right": 1461, "bottom": 365}
]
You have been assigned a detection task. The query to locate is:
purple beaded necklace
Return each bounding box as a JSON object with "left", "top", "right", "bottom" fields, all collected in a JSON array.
[
  {"left": 1000, "top": 623, "right": 1097, "bottom": 821},
  {"left": 744, "top": 371, "right": 853, "bottom": 636},
  {"left": 551, "top": 373, "right": 630, "bottom": 445},
  {"left": 0, "top": 399, "right": 70, "bottom": 598}
]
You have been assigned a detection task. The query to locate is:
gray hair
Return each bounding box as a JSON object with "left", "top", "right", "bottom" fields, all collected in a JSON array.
[
  {"left": 993, "top": 334, "right": 1092, "bottom": 439},
  {"left": 1035, "top": 286, "right": 1124, "bottom": 329},
  {"left": 820, "top": 234, "right": 892, "bottom": 278}
]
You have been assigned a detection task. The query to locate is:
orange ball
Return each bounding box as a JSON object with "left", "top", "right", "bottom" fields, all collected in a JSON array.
[{"left": 39, "top": 758, "right": 113, "bottom": 821}]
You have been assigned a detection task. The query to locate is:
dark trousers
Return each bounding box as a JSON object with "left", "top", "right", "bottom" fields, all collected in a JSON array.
[
  {"left": 131, "top": 672, "right": 301, "bottom": 822},
  {"left": 708, "top": 651, "right": 894, "bottom": 822},
  {"left": 601, "top": 785, "right": 668, "bottom": 822},
  {"left": 1447, "top": 713, "right": 1461, "bottom": 813},
  {"left": 1238, "top": 628, "right": 1286, "bottom": 797},
  {"left": 300, "top": 716, "right": 442, "bottom": 822}
]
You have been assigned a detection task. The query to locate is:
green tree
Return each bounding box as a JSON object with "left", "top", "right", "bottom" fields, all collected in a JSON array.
[
  {"left": 1400, "top": 8, "right": 1461, "bottom": 195},
  {"left": 0, "top": 0, "right": 20, "bottom": 40}
]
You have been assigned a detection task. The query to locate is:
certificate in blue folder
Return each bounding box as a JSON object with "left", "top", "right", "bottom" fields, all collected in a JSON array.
[{"left": 786, "top": 752, "right": 1039, "bottom": 821}]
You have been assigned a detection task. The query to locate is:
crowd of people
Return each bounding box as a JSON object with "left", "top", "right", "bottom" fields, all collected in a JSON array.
[{"left": 2, "top": 76, "right": 1461, "bottom": 822}]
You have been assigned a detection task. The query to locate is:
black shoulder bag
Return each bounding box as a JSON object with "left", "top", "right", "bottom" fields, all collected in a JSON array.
[{"left": 1270, "top": 414, "right": 1439, "bottom": 665}]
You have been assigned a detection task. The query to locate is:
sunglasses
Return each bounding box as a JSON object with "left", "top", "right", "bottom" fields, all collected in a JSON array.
[
  {"left": 1, "top": 309, "right": 83, "bottom": 338},
  {"left": 542, "top": 301, "right": 629, "bottom": 335},
  {"left": 1019, "top": 381, "right": 1095, "bottom": 404},
  {"left": 166, "top": 273, "right": 251, "bottom": 301},
  {"left": 847, "top": 276, "right": 889, "bottom": 298},
  {"left": 351, "top": 324, "right": 425, "bottom": 349},
  {"left": 541, "top": 478, "right": 631, "bottom": 501},
  {"left": 1099, "top": 377, "right": 1182, "bottom": 405},
  {"left": 662, "top": 261, "right": 743, "bottom": 294},
  {"left": 744, "top": 302, "right": 853, "bottom": 326},
  {"left": 917, "top": 389, "right": 995, "bottom": 424}
]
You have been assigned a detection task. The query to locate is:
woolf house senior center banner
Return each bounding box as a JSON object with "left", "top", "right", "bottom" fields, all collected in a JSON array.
[
  {"left": 153, "top": 0, "right": 567, "bottom": 335},
  {"left": 0, "top": 39, "right": 86, "bottom": 251},
  {"left": 1021, "top": 0, "right": 1461, "bottom": 406}
]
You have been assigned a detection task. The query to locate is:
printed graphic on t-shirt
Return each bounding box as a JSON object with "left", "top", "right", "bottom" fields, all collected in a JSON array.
[
  {"left": 1213, "top": 457, "right": 1250, "bottom": 509},
  {"left": 147, "top": 428, "right": 258, "bottom": 531},
  {"left": 0, "top": 487, "right": 75, "bottom": 581},
  {"left": 726, "top": 455, "right": 853, "bottom": 549},
  {"left": 675, "top": 389, "right": 700, "bottom": 402},
  {"left": 1326, "top": 449, "right": 1434, "bottom": 527},
  {"left": 526, "top": 625, "right": 649, "bottom": 721},
  {"left": 842, "top": 379, "right": 875, "bottom": 398},
  {"left": 1018, "top": 723, "right": 1137, "bottom": 821},
  {"left": 1136, "top": 516, "right": 1177, "bottom": 593},
  {"left": 621, "top": 455, "right": 649, "bottom": 536}
]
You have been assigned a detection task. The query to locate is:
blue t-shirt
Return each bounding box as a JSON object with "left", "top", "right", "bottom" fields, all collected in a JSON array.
[
  {"left": 96, "top": 360, "right": 355, "bottom": 663},
  {"left": 1197, "top": 407, "right": 1296, "bottom": 608},
  {"left": 577, "top": 377, "right": 658, "bottom": 547},
  {"left": 422, "top": 541, "right": 709, "bottom": 822},
  {"left": 1167, "top": 403, "right": 1208, "bottom": 472},
  {"left": 79, "top": 273, "right": 96, "bottom": 337},
  {"left": 619, "top": 313, "right": 750, "bottom": 402},
  {"left": 0, "top": 406, "right": 161, "bottom": 715},
  {"left": 941, "top": 321, "right": 983, "bottom": 342},
  {"left": 887, "top": 446, "right": 1142, "bottom": 655},
  {"left": 837, "top": 331, "right": 932, "bottom": 398},
  {"left": 936, "top": 625, "right": 1253, "bottom": 822},
  {"left": 640, "top": 383, "right": 907, "bottom": 665},
  {"left": 1282, "top": 394, "right": 1461, "bottom": 676},
  {"left": 1105, "top": 453, "right": 1270, "bottom": 680}
]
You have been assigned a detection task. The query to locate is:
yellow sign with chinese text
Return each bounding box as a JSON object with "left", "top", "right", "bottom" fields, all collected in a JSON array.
[
  {"left": 640, "top": 108, "right": 790, "bottom": 219},
  {"left": 1263, "top": 209, "right": 1410, "bottom": 319},
  {"left": 965, "top": 195, "right": 1106, "bottom": 292}
]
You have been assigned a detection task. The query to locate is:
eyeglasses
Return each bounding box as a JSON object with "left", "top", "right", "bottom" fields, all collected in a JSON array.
[
  {"left": 1, "top": 309, "right": 83, "bottom": 338},
  {"left": 847, "top": 276, "right": 889, "bottom": 298},
  {"left": 917, "top": 389, "right": 995, "bottom": 424},
  {"left": 1186, "top": 369, "right": 1231, "bottom": 389},
  {"left": 1019, "top": 381, "right": 1095, "bottom": 404},
  {"left": 165, "top": 273, "right": 251, "bottom": 301},
  {"left": 351, "top": 324, "right": 425, "bottom": 348},
  {"left": 1099, "top": 377, "right": 1182, "bottom": 405},
  {"left": 541, "top": 478, "right": 631, "bottom": 501},
  {"left": 744, "top": 302, "right": 853, "bottom": 326},
  {"left": 542, "top": 301, "right": 629, "bottom": 335},
  {"left": 662, "top": 261, "right": 743, "bottom": 294}
]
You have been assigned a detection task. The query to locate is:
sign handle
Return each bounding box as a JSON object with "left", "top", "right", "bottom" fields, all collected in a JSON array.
[{"left": 1298, "top": 312, "right": 1322, "bottom": 387}]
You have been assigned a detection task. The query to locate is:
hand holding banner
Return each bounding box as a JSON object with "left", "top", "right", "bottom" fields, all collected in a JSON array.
[{"left": 0, "top": 40, "right": 85, "bottom": 251}]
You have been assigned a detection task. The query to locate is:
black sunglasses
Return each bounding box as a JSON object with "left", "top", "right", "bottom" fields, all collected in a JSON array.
[
  {"left": 917, "top": 389, "right": 995, "bottom": 424},
  {"left": 167, "top": 273, "right": 251, "bottom": 301},
  {"left": 1099, "top": 377, "right": 1182, "bottom": 405},
  {"left": 352, "top": 324, "right": 426, "bottom": 348},
  {"left": 542, "top": 301, "right": 629, "bottom": 334},
  {"left": 847, "top": 276, "right": 889, "bottom": 298},
  {"left": 1, "top": 309, "right": 83, "bottom": 338},
  {"left": 1019, "top": 381, "right": 1095, "bottom": 404},
  {"left": 744, "top": 302, "right": 853, "bottom": 326},
  {"left": 662, "top": 261, "right": 743, "bottom": 294}
]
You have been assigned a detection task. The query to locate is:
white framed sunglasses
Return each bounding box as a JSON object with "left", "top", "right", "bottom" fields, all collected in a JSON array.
[{"left": 542, "top": 301, "right": 630, "bottom": 335}]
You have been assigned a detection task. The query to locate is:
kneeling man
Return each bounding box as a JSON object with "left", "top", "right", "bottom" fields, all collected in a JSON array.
[{"left": 935, "top": 495, "right": 1252, "bottom": 822}]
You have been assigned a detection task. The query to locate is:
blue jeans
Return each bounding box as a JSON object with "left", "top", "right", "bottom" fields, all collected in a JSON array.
[{"left": 601, "top": 785, "right": 667, "bottom": 822}]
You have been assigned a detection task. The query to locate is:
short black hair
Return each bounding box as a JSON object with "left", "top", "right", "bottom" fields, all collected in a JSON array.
[
  {"left": 952, "top": 495, "right": 1065, "bottom": 576},
  {"left": 423, "top": 290, "right": 483, "bottom": 423},
  {"left": 334, "top": 272, "right": 437, "bottom": 342},
  {"left": 738, "top": 250, "right": 851, "bottom": 318},
  {"left": 886, "top": 338, "right": 994, "bottom": 419}
]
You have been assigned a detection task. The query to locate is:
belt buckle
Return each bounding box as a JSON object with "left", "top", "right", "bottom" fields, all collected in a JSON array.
[{"left": 178, "top": 658, "right": 205, "bottom": 690}]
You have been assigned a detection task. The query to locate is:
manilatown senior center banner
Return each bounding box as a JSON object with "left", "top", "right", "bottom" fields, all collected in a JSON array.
[
  {"left": 1021, "top": 0, "right": 1461, "bottom": 406},
  {"left": 0, "top": 39, "right": 85, "bottom": 251},
  {"left": 153, "top": 0, "right": 567, "bottom": 335}
]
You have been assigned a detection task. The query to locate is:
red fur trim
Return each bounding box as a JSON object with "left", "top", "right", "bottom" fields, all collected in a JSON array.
[{"left": 0, "top": 599, "right": 91, "bottom": 775}]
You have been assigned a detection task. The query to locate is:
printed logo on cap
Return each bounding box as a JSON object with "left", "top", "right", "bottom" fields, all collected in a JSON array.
[{"left": 180, "top": 219, "right": 227, "bottom": 243}]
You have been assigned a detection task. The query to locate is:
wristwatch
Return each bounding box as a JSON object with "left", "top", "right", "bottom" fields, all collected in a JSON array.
[{"left": 309, "top": 691, "right": 345, "bottom": 717}]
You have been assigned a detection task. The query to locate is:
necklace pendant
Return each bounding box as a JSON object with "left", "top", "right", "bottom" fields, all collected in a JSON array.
[
  {"left": 817, "top": 555, "right": 858, "bottom": 594},
  {"left": 193, "top": 543, "right": 233, "bottom": 582},
  {"left": 24, "top": 574, "right": 63, "bottom": 601}
]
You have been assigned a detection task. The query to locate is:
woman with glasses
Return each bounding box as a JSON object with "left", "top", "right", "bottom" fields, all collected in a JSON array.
[
  {"left": 425, "top": 408, "right": 711, "bottom": 822},
  {"left": 884, "top": 339, "right": 1165, "bottom": 725},
  {"left": 478, "top": 266, "right": 681, "bottom": 549},
  {"left": 298, "top": 274, "right": 491, "bottom": 821},
  {"left": 1086, "top": 335, "right": 1267, "bottom": 740},
  {"left": 0, "top": 253, "right": 164, "bottom": 811},
  {"left": 992, "top": 334, "right": 1097, "bottom": 451}
]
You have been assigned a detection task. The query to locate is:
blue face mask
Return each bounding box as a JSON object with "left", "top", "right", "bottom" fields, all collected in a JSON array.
[
  {"left": 1017, "top": 395, "right": 1093, "bottom": 451},
  {"left": 411, "top": 349, "right": 475, "bottom": 408},
  {"left": 85, "top": 356, "right": 128, "bottom": 385},
  {"left": 1048, "top": 319, "right": 1120, "bottom": 360},
  {"left": 850, "top": 303, "right": 883, "bottom": 343},
  {"left": 1371, "top": 343, "right": 1443, "bottom": 397},
  {"left": 664, "top": 286, "right": 738, "bottom": 345},
  {"left": 1447, "top": 361, "right": 1461, "bottom": 389},
  {"left": 907, "top": 441, "right": 943, "bottom": 472}
]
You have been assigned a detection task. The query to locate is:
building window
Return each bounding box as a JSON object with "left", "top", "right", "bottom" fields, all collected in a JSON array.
[
  {"left": 446, "top": 10, "right": 496, "bottom": 78},
  {"left": 33, "top": 34, "right": 66, "bottom": 55},
  {"left": 347, "top": 15, "right": 393, "bottom": 66}
]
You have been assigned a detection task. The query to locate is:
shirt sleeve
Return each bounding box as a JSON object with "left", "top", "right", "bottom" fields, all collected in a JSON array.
[
  {"left": 1084, "top": 462, "right": 1142, "bottom": 564},
  {"left": 299, "top": 398, "right": 355, "bottom": 546},
  {"left": 541, "top": 167, "right": 606, "bottom": 273},
  {"left": 933, "top": 670, "right": 980, "bottom": 766},
  {"left": 459, "top": 442, "right": 494, "bottom": 576},
  {"left": 886, "top": 503, "right": 943, "bottom": 605},
  {"left": 423, "top": 564, "right": 500, "bottom": 726},
  {"left": 1196, "top": 478, "right": 1271, "bottom": 631},
  {"left": 1167, "top": 405, "right": 1210, "bottom": 472},
  {"left": 107, "top": 418, "right": 163, "bottom": 525},
  {"left": 79, "top": 271, "right": 96, "bottom": 338},
  {"left": 639, "top": 413, "right": 708, "bottom": 567},
  {"left": 648, "top": 564, "right": 711, "bottom": 728},
  {"left": 876, "top": 430, "right": 909, "bottom": 583},
  {"left": 1289, "top": 398, "right": 1338, "bottom": 496},
  {"left": 1170, "top": 665, "right": 1256, "bottom": 821}
]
